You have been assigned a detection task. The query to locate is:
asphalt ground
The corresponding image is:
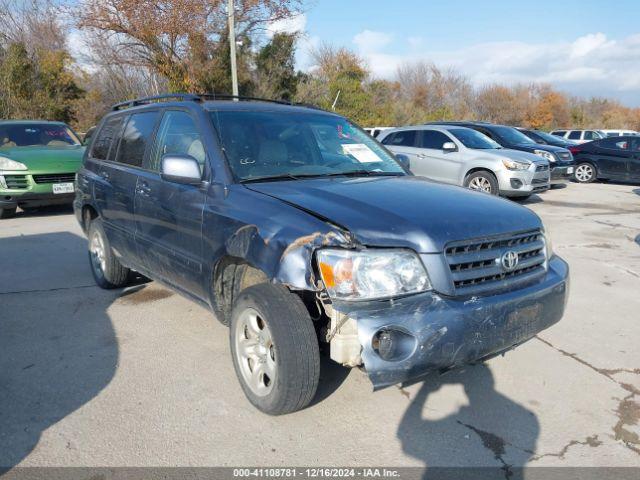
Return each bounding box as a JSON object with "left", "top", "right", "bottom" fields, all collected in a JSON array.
[{"left": 1, "top": 182, "right": 639, "bottom": 473}]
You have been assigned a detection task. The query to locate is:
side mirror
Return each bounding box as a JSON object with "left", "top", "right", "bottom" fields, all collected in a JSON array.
[
  {"left": 442, "top": 142, "right": 457, "bottom": 152},
  {"left": 161, "top": 154, "right": 202, "bottom": 185},
  {"left": 395, "top": 153, "right": 410, "bottom": 170}
]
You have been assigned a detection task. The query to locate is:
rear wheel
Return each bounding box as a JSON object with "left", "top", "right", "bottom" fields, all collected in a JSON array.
[
  {"left": 0, "top": 207, "right": 17, "bottom": 219},
  {"left": 464, "top": 171, "right": 499, "bottom": 195},
  {"left": 574, "top": 163, "right": 596, "bottom": 183},
  {"left": 230, "top": 283, "right": 320, "bottom": 415},
  {"left": 88, "top": 218, "right": 130, "bottom": 289}
]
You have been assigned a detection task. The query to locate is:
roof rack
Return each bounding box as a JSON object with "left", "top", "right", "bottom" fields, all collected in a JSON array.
[{"left": 110, "top": 93, "right": 323, "bottom": 111}]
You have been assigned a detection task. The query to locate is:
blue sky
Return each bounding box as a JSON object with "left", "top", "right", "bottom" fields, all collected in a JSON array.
[{"left": 271, "top": 0, "right": 640, "bottom": 105}]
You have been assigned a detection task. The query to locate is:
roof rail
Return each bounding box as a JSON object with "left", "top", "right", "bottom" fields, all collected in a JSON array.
[{"left": 111, "top": 93, "right": 201, "bottom": 111}]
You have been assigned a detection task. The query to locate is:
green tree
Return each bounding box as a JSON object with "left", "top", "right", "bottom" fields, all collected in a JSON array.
[{"left": 254, "top": 33, "right": 298, "bottom": 100}]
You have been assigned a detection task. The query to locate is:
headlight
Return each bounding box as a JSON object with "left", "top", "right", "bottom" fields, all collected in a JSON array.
[
  {"left": 534, "top": 150, "right": 556, "bottom": 162},
  {"left": 502, "top": 158, "right": 531, "bottom": 171},
  {"left": 543, "top": 229, "right": 554, "bottom": 260},
  {"left": 316, "top": 248, "right": 431, "bottom": 300},
  {"left": 0, "top": 156, "right": 27, "bottom": 171}
]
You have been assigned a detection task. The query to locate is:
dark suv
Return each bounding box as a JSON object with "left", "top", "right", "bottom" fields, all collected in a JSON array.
[
  {"left": 428, "top": 122, "right": 575, "bottom": 186},
  {"left": 74, "top": 94, "right": 569, "bottom": 415}
]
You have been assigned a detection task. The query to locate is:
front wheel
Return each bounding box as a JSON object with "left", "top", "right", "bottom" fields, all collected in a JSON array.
[
  {"left": 87, "top": 218, "right": 130, "bottom": 289},
  {"left": 230, "top": 283, "right": 320, "bottom": 415},
  {"left": 464, "top": 171, "right": 499, "bottom": 195},
  {"left": 574, "top": 163, "right": 596, "bottom": 183},
  {"left": 0, "top": 207, "right": 17, "bottom": 219}
]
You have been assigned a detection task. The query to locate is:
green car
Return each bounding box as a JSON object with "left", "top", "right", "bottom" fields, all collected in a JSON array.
[{"left": 0, "top": 120, "right": 85, "bottom": 218}]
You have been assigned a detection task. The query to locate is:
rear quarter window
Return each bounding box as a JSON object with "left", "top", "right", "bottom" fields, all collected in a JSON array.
[
  {"left": 382, "top": 130, "right": 417, "bottom": 147},
  {"left": 91, "top": 116, "right": 125, "bottom": 160}
]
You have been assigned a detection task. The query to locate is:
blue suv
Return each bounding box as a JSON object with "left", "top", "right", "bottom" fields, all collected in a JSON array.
[{"left": 74, "top": 94, "right": 569, "bottom": 415}]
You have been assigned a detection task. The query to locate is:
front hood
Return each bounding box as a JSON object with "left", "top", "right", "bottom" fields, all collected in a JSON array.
[
  {"left": 246, "top": 176, "right": 542, "bottom": 253},
  {"left": 512, "top": 143, "right": 568, "bottom": 154},
  {"left": 0, "top": 145, "right": 85, "bottom": 172}
]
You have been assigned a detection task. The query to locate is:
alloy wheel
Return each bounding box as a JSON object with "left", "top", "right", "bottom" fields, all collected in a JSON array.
[
  {"left": 575, "top": 164, "right": 594, "bottom": 182},
  {"left": 234, "top": 308, "right": 277, "bottom": 397},
  {"left": 90, "top": 229, "right": 107, "bottom": 274},
  {"left": 468, "top": 176, "right": 493, "bottom": 193}
]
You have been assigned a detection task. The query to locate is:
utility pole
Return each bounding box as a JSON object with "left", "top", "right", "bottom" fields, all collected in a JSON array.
[{"left": 228, "top": 0, "right": 239, "bottom": 98}]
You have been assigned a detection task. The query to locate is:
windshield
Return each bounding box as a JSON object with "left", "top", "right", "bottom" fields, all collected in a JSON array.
[
  {"left": 209, "top": 110, "right": 405, "bottom": 182},
  {"left": 448, "top": 128, "right": 501, "bottom": 149},
  {"left": 533, "top": 130, "right": 566, "bottom": 144},
  {"left": 491, "top": 125, "right": 536, "bottom": 145},
  {"left": 0, "top": 123, "right": 81, "bottom": 148}
]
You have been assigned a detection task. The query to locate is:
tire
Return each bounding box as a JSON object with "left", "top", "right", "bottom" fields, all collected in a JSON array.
[
  {"left": 87, "top": 217, "right": 130, "bottom": 289},
  {"left": 0, "top": 207, "right": 17, "bottom": 219},
  {"left": 229, "top": 283, "right": 320, "bottom": 415},
  {"left": 574, "top": 162, "right": 596, "bottom": 183},
  {"left": 464, "top": 171, "right": 499, "bottom": 195}
]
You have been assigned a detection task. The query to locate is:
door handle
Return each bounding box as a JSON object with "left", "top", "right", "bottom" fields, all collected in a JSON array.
[
  {"left": 417, "top": 154, "right": 427, "bottom": 159},
  {"left": 136, "top": 181, "right": 151, "bottom": 196}
]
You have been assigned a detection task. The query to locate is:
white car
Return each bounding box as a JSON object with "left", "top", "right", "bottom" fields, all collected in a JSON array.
[
  {"left": 550, "top": 129, "right": 607, "bottom": 144},
  {"left": 378, "top": 125, "right": 550, "bottom": 198},
  {"left": 364, "top": 126, "right": 394, "bottom": 138}
]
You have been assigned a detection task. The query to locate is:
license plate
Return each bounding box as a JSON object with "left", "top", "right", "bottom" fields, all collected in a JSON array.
[
  {"left": 52, "top": 182, "right": 74, "bottom": 194},
  {"left": 567, "top": 167, "right": 574, "bottom": 174}
]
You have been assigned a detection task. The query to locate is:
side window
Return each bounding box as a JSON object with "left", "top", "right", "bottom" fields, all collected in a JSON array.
[
  {"left": 599, "top": 138, "right": 629, "bottom": 150},
  {"left": 380, "top": 133, "right": 395, "bottom": 145},
  {"left": 584, "top": 131, "right": 597, "bottom": 140},
  {"left": 568, "top": 131, "right": 581, "bottom": 140},
  {"left": 151, "top": 111, "right": 206, "bottom": 173},
  {"left": 116, "top": 111, "right": 159, "bottom": 167},
  {"left": 91, "top": 116, "right": 124, "bottom": 160},
  {"left": 419, "top": 130, "right": 451, "bottom": 149},
  {"left": 383, "top": 130, "right": 416, "bottom": 147}
]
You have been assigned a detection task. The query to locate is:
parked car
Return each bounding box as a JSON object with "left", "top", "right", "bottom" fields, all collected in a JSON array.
[
  {"left": 569, "top": 136, "right": 640, "bottom": 183},
  {"left": 74, "top": 94, "right": 569, "bottom": 415},
  {"left": 517, "top": 128, "right": 577, "bottom": 148},
  {"left": 428, "top": 122, "right": 575, "bottom": 186},
  {"left": 378, "top": 125, "right": 550, "bottom": 198},
  {"left": 364, "top": 126, "right": 393, "bottom": 138},
  {"left": 0, "top": 120, "right": 85, "bottom": 218},
  {"left": 550, "top": 129, "right": 607, "bottom": 144},
  {"left": 600, "top": 129, "right": 639, "bottom": 137}
]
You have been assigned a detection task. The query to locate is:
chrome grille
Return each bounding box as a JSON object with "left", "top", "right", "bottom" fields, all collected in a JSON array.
[
  {"left": 33, "top": 173, "right": 75, "bottom": 184},
  {"left": 535, "top": 164, "right": 549, "bottom": 172},
  {"left": 445, "top": 230, "right": 547, "bottom": 295},
  {"left": 3, "top": 175, "right": 29, "bottom": 189}
]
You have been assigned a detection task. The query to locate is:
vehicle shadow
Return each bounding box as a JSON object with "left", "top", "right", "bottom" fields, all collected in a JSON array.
[
  {"left": 16, "top": 204, "right": 75, "bottom": 218},
  {"left": 309, "top": 347, "right": 351, "bottom": 407},
  {"left": 397, "top": 365, "right": 538, "bottom": 479},
  {"left": 0, "top": 232, "right": 119, "bottom": 472},
  {"left": 511, "top": 194, "right": 543, "bottom": 205}
]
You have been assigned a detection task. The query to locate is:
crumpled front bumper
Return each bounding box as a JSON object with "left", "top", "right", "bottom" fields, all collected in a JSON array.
[{"left": 334, "top": 256, "right": 569, "bottom": 389}]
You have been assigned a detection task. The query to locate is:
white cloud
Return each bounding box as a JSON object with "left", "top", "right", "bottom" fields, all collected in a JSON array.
[
  {"left": 266, "top": 14, "right": 307, "bottom": 37},
  {"left": 349, "top": 31, "right": 640, "bottom": 105},
  {"left": 353, "top": 30, "right": 393, "bottom": 54}
]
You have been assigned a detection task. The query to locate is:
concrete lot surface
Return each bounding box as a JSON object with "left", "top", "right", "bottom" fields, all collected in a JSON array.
[{"left": 1, "top": 183, "right": 639, "bottom": 470}]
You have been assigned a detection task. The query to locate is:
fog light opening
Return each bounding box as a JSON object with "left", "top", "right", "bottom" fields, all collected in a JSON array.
[
  {"left": 510, "top": 178, "right": 523, "bottom": 189},
  {"left": 372, "top": 328, "right": 417, "bottom": 362}
]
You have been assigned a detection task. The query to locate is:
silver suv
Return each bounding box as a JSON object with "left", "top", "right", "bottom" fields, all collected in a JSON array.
[{"left": 379, "top": 125, "right": 550, "bottom": 198}]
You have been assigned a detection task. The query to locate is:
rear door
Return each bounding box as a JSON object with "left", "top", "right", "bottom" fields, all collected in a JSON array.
[
  {"left": 593, "top": 137, "right": 631, "bottom": 179},
  {"left": 101, "top": 110, "right": 160, "bottom": 259},
  {"left": 413, "top": 130, "right": 461, "bottom": 183},
  {"left": 567, "top": 131, "right": 582, "bottom": 143},
  {"left": 134, "top": 109, "right": 208, "bottom": 299}
]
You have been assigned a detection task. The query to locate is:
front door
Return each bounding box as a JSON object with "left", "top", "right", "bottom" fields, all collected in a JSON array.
[
  {"left": 380, "top": 130, "right": 423, "bottom": 172},
  {"left": 629, "top": 138, "right": 640, "bottom": 181},
  {"left": 135, "top": 110, "right": 208, "bottom": 299}
]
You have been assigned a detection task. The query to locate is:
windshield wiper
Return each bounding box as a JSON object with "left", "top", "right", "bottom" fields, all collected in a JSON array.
[
  {"left": 325, "top": 170, "right": 404, "bottom": 178},
  {"left": 240, "top": 173, "right": 303, "bottom": 183}
]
